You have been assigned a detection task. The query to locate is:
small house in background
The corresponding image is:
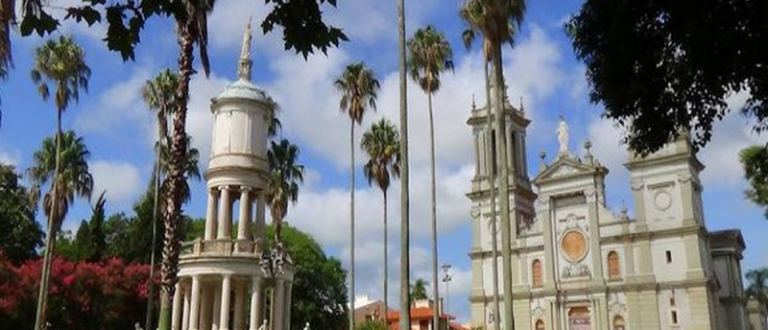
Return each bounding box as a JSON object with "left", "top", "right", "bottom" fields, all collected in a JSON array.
[{"left": 385, "top": 299, "right": 467, "bottom": 330}]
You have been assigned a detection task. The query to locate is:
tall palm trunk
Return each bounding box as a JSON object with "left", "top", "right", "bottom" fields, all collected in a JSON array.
[
  {"left": 382, "top": 190, "right": 388, "bottom": 321},
  {"left": 427, "top": 87, "right": 440, "bottom": 330},
  {"left": 397, "top": 0, "right": 411, "bottom": 329},
  {"left": 490, "top": 43, "right": 514, "bottom": 330},
  {"left": 158, "top": 27, "right": 194, "bottom": 330},
  {"left": 145, "top": 147, "right": 162, "bottom": 330},
  {"left": 33, "top": 109, "right": 63, "bottom": 330},
  {"left": 349, "top": 120, "right": 356, "bottom": 330},
  {"left": 484, "top": 60, "right": 501, "bottom": 330}
]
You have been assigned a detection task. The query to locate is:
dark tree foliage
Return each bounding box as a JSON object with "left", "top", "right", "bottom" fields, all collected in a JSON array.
[
  {"left": 0, "top": 164, "right": 43, "bottom": 265},
  {"left": 568, "top": 0, "right": 768, "bottom": 154},
  {"left": 17, "top": 0, "right": 346, "bottom": 60}
]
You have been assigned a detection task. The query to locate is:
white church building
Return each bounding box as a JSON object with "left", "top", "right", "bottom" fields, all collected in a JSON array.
[{"left": 467, "top": 91, "right": 756, "bottom": 330}]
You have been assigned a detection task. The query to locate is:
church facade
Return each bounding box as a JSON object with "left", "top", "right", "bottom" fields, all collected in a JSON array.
[{"left": 467, "top": 95, "right": 752, "bottom": 330}]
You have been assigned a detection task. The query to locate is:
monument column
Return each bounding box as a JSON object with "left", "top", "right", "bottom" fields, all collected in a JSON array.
[
  {"left": 233, "top": 282, "right": 246, "bottom": 330},
  {"left": 255, "top": 194, "right": 266, "bottom": 245},
  {"left": 189, "top": 276, "right": 201, "bottom": 330},
  {"left": 218, "top": 186, "right": 232, "bottom": 239},
  {"left": 238, "top": 187, "right": 252, "bottom": 240},
  {"left": 249, "top": 276, "right": 261, "bottom": 330},
  {"left": 205, "top": 188, "right": 220, "bottom": 240},
  {"left": 182, "top": 284, "right": 192, "bottom": 330},
  {"left": 282, "top": 281, "right": 293, "bottom": 330},
  {"left": 220, "top": 275, "right": 232, "bottom": 330},
  {"left": 273, "top": 278, "right": 285, "bottom": 330},
  {"left": 172, "top": 283, "right": 183, "bottom": 330}
]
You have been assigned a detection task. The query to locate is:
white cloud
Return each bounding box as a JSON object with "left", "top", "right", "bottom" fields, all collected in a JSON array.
[
  {"left": 91, "top": 160, "right": 142, "bottom": 203},
  {"left": 0, "top": 149, "right": 21, "bottom": 166}
]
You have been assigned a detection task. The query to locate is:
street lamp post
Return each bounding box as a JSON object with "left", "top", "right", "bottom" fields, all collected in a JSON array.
[{"left": 441, "top": 263, "right": 452, "bottom": 319}]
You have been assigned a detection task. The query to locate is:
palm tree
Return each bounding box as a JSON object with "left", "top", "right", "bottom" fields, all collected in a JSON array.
[
  {"left": 460, "top": 1, "right": 526, "bottom": 329},
  {"left": 396, "top": 0, "right": 411, "bottom": 328},
  {"left": 265, "top": 139, "right": 305, "bottom": 245},
  {"left": 407, "top": 25, "right": 454, "bottom": 329},
  {"left": 29, "top": 35, "right": 91, "bottom": 330},
  {"left": 334, "top": 62, "right": 380, "bottom": 329},
  {"left": 141, "top": 68, "right": 178, "bottom": 330},
  {"left": 460, "top": 6, "right": 500, "bottom": 330},
  {"left": 158, "top": 1, "right": 216, "bottom": 328},
  {"left": 28, "top": 130, "right": 93, "bottom": 330},
  {"left": 361, "top": 118, "right": 401, "bottom": 317},
  {"left": 747, "top": 268, "right": 768, "bottom": 313}
]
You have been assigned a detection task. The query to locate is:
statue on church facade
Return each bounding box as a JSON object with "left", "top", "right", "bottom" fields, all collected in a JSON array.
[{"left": 557, "top": 115, "right": 569, "bottom": 155}]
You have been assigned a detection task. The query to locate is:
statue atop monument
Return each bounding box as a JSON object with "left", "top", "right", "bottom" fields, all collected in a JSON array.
[
  {"left": 238, "top": 19, "right": 253, "bottom": 81},
  {"left": 556, "top": 115, "right": 569, "bottom": 156}
]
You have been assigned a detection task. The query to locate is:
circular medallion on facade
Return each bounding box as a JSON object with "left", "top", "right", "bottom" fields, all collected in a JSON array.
[
  {"left": 560, "top": 230, "right": 588, "bottom": 262},
  {"left": 653, "top": 190, "right": 673, "bottom": 211}
]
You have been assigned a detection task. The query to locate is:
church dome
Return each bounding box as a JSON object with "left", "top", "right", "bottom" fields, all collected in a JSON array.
[{"left": 215, "top": 78, "right": 269, "bottom": 103}]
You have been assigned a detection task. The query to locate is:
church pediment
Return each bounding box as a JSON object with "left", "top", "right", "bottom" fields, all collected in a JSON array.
[{"left": 534, "top": 156, "right": 603, "bottom": 183}]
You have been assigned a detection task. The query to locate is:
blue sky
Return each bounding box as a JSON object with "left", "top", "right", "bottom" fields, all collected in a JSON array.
[{"left": 1, "top": 0, "right": 766, "bottom": 324}]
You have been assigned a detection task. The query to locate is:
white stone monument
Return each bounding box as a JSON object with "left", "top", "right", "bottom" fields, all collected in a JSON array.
[{"left": 169, "top": 21, "right": 294, "bottom": 330}]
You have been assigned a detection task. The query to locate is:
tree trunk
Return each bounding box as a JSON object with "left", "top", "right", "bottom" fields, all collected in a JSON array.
[
  {"left": 428, "top": 90, "right": 440, "bottom": 330},
  {"left": 383, "top": 189, "right": 388, "bottom": 321},
  {"left": 33, "top": 109, "right": 63, "bottom": 330},
  {"left": 484, "top": 60, "right": 501, "bottom": 330},
  {"left": 349, "top": 119, "right": 356, "bottom": 330},
  {"left": 145, "top": 145, "right": 162, "bottom": 330},
  {"left": 158, "top": 26, "right": 194, "bottom": 330},
  {"left": 397, "top": 0, "right": 410, "bottom": 328},
  {"left": 491, "top": 42, "right": 515, "bottom": 330}
]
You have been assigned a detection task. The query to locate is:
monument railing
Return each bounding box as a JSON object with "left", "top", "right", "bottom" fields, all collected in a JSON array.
[{"left": 180, "top": 238, "right": 262, "bottom": 259}]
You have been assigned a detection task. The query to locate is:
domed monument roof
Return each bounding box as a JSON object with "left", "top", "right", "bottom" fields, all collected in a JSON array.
[{"left": 214, "top": 20, "right": 269, "bottom": 103}]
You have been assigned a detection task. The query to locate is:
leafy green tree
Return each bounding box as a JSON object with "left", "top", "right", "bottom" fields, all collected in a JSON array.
[
  {"left": 334, "top": 61, "right": 380, "bottom": 327},
  {"left": 265, "top": 139, "right": 305, "bottom": 245},
  {"left": 361, "top": 118, "right": 400, "bottom": 317},
  {"left": 0, "top": 164, "right": 43, "bottom": 264},
  {"left": 746, "top": 268, "right": 768, "bottom": 313},
  {"left": 567, "top": 0, "right": 767, "bottom": 154},
  {"left": 460, "top": 1, "right": 526, "bottom": 329},
  {"left": 28, "top": 130, "right": 93, "bottom": 330},
  {"left": 410, "top": 278, "right": 428, "bottom": 302},
  {"left": 407, "top": 25, "right": 454, "bottom": 329},
  {"left": 265, "top": 224, "right": 348, "bottom": 330},
  {"left": 357, "top": 320, "right": 388, "bottom": 330},
  {"left": 740, "top": 145, "right": 768, "bottom": 217},
  {"left": 85, "top": 191, "right": 107, "bottom": 262}
]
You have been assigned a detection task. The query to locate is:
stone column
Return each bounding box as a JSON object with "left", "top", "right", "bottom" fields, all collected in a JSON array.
[
  {"left": 238, "top": 187, "right": 252, "bottom": 240},
  {"left": 273, "top": 279, "right": 285, "bottom": 330},
  {"left": 205, "top": 188, "right": 220, "bottom": 240},
  {"left": 182, "top": 284, "right": 192, "bottom": 330},
  {"left": 213, "top": 284, "right": 222, "bottom": 329},
  {"left": 218, "top": 186, "right": 232, "bottom": 239},
  {"left": 173, "top": 283, "right": 183, "bottom": 330},
  {"left": 282, "top": 281, "right": 293, "bottom": 330},
  {"left": 249, "top": 276, "right": 261, "bottom": 330},
  {"left": 189, "top": 276, "right": 201, "bottom": 330},
  {"left": 234, "top": 283, "right": 246, "bottom": 330},
  {"left": 220, "top": 275, "right": 232, "bottom": 330},
  {"left": 255, "top": 194, "right": 266, "bottom": 246}
]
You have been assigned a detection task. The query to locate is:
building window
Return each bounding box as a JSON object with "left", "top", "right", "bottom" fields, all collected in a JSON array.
[
  {"left": 666, "top": 250, "right": 673, "bottom": 263},
  {"left": 671, "top": 310, "right": 679, "bottom": 325},
  {"left": 532, "top": 259, "right": 543, "bottom": 287},
  {"left": 491, "top": 131, "right": 498, "bottom": 176},
  {"left": 535, "top": 319, "right": 545, "bottom": 330},
  {"left": 607, "top": 251, "right": 621, "bottom": 280},
  {"left": 613, "top": 316, "right": 625, "bottom": 330}
]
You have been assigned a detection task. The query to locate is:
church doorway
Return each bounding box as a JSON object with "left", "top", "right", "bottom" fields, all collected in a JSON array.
[
  {"left": 568, "top": 307, "right": 591, "bottom": 330},
  {"left": 613, "top": 316, "right": 625, "bottom": 330}
]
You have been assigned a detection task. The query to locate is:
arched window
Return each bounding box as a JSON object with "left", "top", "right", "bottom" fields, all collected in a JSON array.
[
  {"left": 613, "top": 316, "right": 626, "bottom": 330},
  {"left": 532, "top": 259, "right": 543, "bottom": 287},
  {"left": 535, "top": 319, "right": 545, "bottom": 330},
  {"left": 608, "top": 251, "right": 621, "bottom": 280}
]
